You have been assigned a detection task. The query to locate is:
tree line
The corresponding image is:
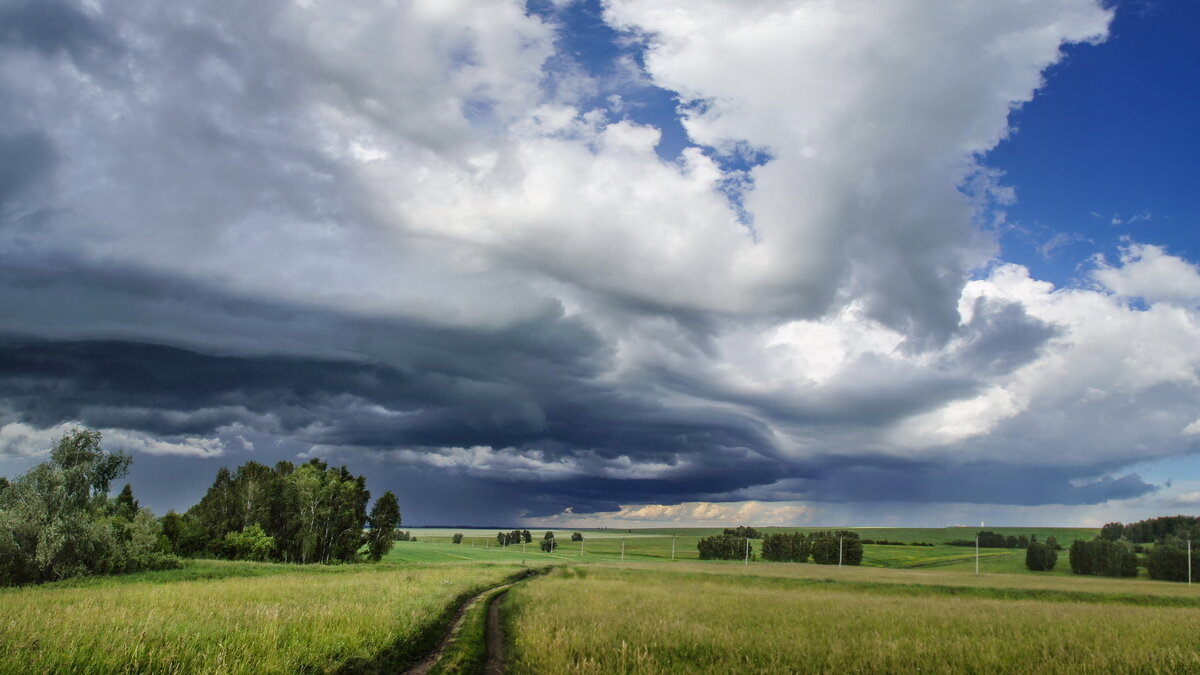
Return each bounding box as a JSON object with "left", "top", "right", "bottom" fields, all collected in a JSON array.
[
  {"left": 165, "top": 458, "right": 400, "bottom": 564},
  {"left": 1100, "top": 516, "right": 1200, "bottom": 543},
  {"left": 0, "top": 429, "right": 405, "bottom": 586},
  {"left": 948, "top": 531, "right": 1045, "bottom": 549},
  {"left": 700, "top": 529, "right": 864, "bottom": 565}
]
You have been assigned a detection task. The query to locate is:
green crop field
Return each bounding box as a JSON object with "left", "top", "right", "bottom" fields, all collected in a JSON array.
[
  {"left": 5, "top": 525, "right": 1179, "bottom": 673},
  {"left": 0, "top": 560, "right": 522, "bottom": 674},
  {"left": 504, "top": 563, "right": 1200, "bottom": 673},
  {"left": 402, "top": 526, "right": 1100, "bottom": 572}
]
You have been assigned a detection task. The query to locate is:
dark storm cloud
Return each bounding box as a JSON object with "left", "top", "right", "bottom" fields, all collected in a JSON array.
[
  {"left": 732, "top": 459, "right": 1159, "bottom": 507},
  {"left": 0, "top": 132, "right": 55, "bottom": 208},
  {"left": 0, "top": 0, "right": 120, "bottom": 69}
]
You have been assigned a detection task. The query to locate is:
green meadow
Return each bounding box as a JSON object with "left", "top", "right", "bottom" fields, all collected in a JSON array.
[
  {"left": 504, "top": 563, "right": 1200, "bottom": 674},
  {"left": 400, "top": 525, "right": 1099, "bottom": 573},
  {"left": 0, "top": 560, "right": 521, "bottom": 674},
  {"left": 10, "top": 525, "right": 1193, "bottom": 674}
]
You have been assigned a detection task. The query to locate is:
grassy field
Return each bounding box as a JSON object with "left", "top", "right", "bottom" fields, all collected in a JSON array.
[
  {"left": 0, "top": 559, "right": 522, "bottom": 674},
  {"left": 399, "top": 526, "right": 1099, "bottom": 574},
  {"left": 2, "top": 525, "right": 1152, "bottom": 674},
  {"left": 504, "top": 563, "right": 1200, "bottom": 673}
]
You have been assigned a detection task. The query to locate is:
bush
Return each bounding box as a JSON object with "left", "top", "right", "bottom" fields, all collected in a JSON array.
[
  {"left": 452, "top": 533, "right": 464, "bottom": 544},
  {"left": 1025, "top": 541, "right": 1057, "bottom": 571},
  {"left": 723, "top": 526, "right": 761, "bottom": 539},
  {"left": 223, "top": 524, "right": 276, "bottom": 562}
]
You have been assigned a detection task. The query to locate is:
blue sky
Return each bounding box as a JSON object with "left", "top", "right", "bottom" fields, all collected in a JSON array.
[
  {"left": 987, "top": 0, "right": 1200, "bottom": 286},
  {"left": 2, "top": 0, "right": 1199, "bottom": 528}
]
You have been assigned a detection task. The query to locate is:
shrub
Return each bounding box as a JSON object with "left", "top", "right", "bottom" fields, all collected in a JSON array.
[{"left": 223, "top": 524, "right": 276, "bottom": 562}]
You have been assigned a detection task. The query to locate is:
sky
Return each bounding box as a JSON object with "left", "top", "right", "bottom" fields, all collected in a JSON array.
[{"left": 1, "top": 0, "right": 1199, "bottom": 528}]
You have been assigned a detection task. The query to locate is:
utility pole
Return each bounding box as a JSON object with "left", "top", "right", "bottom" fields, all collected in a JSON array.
[
  {"left": 838, "top": 537, "right": 843, "bottom": 567},
  {"left": 672, "top": 536, "right": 676, "bottom": 561},
  {"left": 975, "top": 535, "right": 979, "bottom": 575},
  {"left": 1190, "top": 539, "right": 1193, "bottom": 585},
  {"left": 744, "top": 537, "right": 750, "bottom": 565},
  {"left": 580, "top": 536, "right": 584, "bottom": 558},
  {"left": 621, "top": 538, "right": 625, "bottom": 561}
]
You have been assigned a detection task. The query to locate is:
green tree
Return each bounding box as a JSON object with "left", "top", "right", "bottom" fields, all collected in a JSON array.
[
  {"left": 452, "top": 532, "right": 464, "bottom": 544},
  {"left": 522, "top": 529, "right": 532, "bottom": 544},
  {"left": 697, "top": 534, "right": 748, "bottom": 560},
  {"left": 540, "top": 534, "right": 558, "bottom": 552},
  {"left": 1100, "top": 522, "right": 1125, "bottom": 541},
  {"left": 1146, "top": 538, "right": 1200, "bottom": 582},
  {"left": 571, "top": 532, "right": 583, "bottom": 542},
  {"left": 1025, "top": 541, "right": 1057, "bottom": 571},
  {"left": 0, "top": 429, "right": 178, "bottom": 585},
  {"left": 111, "top": 484, "right": 139, "bottom": 521},
  {"left": 366, "top": 491, "right": 401, "bottom": 561}
]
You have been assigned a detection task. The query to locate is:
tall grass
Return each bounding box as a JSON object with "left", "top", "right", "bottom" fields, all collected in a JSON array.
[
  {"left": 505, "top": 566, "right": 1200, "bottom": 673},
  {"left": 0, "top": 563, "right": 519, "bottom": 673}
]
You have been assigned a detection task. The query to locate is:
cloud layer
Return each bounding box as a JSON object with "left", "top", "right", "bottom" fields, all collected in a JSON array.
[{"left": 2, "top": 0, "right": 1197, "bottom": 525}]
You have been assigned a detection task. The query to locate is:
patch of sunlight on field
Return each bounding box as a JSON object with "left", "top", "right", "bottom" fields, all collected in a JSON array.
[
  {"left": 0, "top": 563, "right": 519, "bottom": 674},
  {"left": 506, "top": 566, "right": 1200, "bottom": 674}
]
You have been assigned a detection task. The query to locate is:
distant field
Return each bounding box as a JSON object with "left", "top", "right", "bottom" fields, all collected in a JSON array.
[
  {"left": 505, "top": 563, "right": 1200, "bottom": 673},
  {"left": 400, "top": 526, "right": 1100, "bottom": 573},
  {"left": 0, "top": 560, "right": 520, "bottom": 674}
]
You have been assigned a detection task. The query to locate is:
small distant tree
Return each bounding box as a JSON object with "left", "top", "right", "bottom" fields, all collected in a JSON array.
[
  {"left": 1100, "top": 522, "right": 1125, "bottom": 541},
  {"left": 522, "top": 529, "right": 532, "bottom": 544},
  {"left": 544, "top": 530, "right": 555, "bottom": 540},
  {"left": 452, "top": 533, "right": 464, "bottom": 544},
  {"left": 761, "top": 533, "right": 810, "bottom": 562},
  {"left": 1025, "top": 541, "right": 1057, "bottom": 571},
  {"left": 809, "top": 531, "right": 863, "bottom": 565},
  {"left": 571, "top": 532, "right": 583, "bottom": 542},
  {"left": 1146, "top": 538, "right": 1200, "bottom": 582},
  {"left": 723, "top": 526, "right": 761, "bottom": 539},
  {"left": 366, "top": 491, "right": 401, "bottom": 561},
  {"left": 1070, "top": 538, "right": 1136, "bottom": 577},
  {"left": 540, "top": 534, "right": 557, "bottom": 552},
  {"left": 697, "top": 534, "right": 748, "bottom": 560}
]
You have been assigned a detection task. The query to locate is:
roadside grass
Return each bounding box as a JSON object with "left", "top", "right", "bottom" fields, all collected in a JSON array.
[
  {"left": 505, "top": 565, "right": 1200, "bottom": 674},
  {"left": 0, "top": 562, "right": 522, "bottom": 674}
]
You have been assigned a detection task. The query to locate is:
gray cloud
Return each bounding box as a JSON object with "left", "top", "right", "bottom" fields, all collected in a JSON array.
[{"left": 4, "top": 0, "right": 1197, "bottom": 526}]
